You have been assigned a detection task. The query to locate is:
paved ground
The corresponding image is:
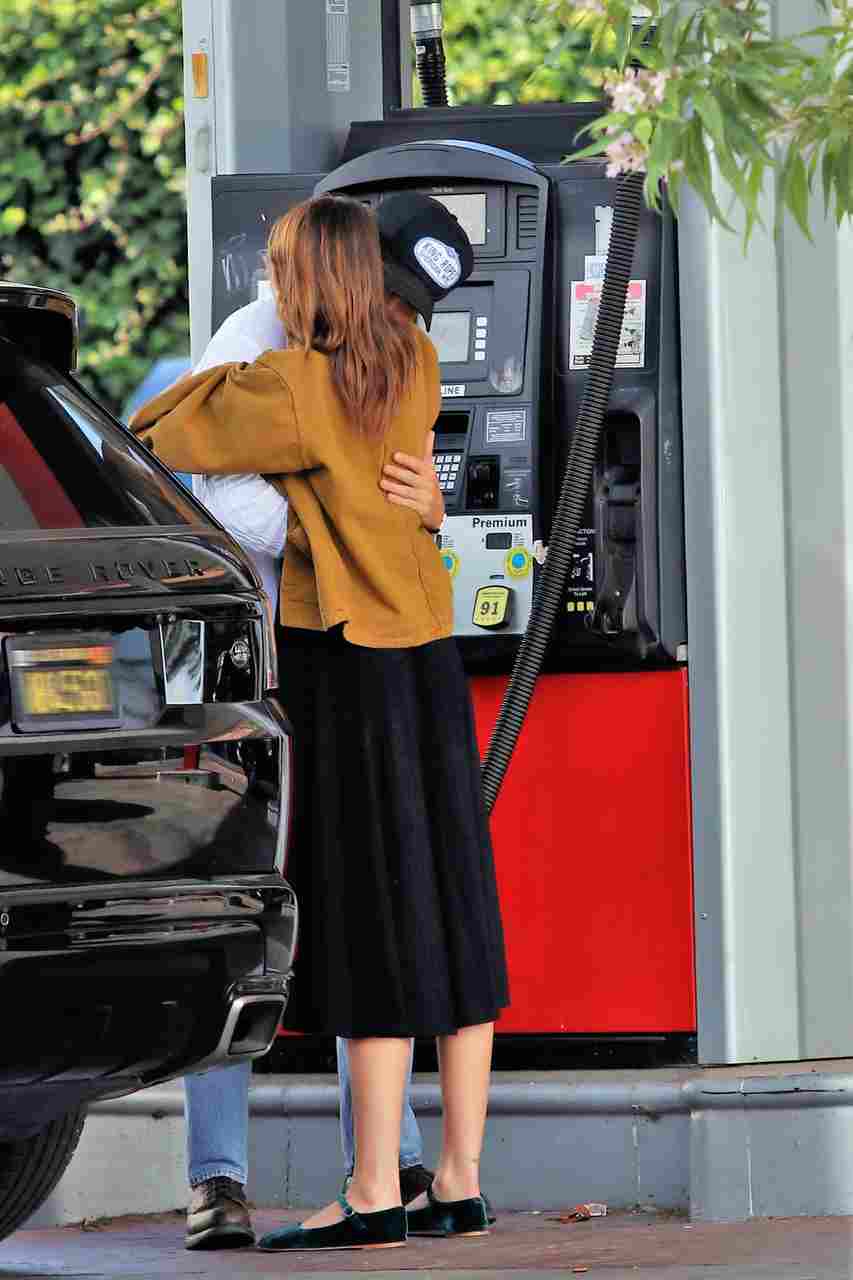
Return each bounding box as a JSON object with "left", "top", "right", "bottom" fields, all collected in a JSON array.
[{"left": 1, "top": 1208, "right": 852, "bottom": 1279}]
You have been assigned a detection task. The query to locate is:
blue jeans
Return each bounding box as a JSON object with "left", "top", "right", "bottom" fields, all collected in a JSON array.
[
  {"left": 336, "top": 1037, "right": 423, "bottom": 1175},
  {"left": 186, "top": 1060, "right": 252, "bottom": 1185},
  {"left": 185, "top": 1038, "right": 423, "bottom": 1186}
]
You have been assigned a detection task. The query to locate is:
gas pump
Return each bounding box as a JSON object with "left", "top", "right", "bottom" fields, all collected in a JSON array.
[
  {"left": 211, "top": 135, "right": 684, "bottom": 669},
  {"left": 190, "top": 0, "right": 695, "bottom": 1058}
]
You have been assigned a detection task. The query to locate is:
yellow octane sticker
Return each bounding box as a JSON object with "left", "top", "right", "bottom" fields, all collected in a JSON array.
[
  {"left": 473, "top": 585, "right": 511, "bottom": 629},
  {"left": 505, "top": 547, "right": 532, "bottom": 579},
  {"left": 441, "top": 549, "right": 460, "bottom": 578}
]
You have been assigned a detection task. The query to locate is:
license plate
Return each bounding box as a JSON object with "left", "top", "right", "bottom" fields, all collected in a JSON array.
[
  {"left": 6, "top": 634, "right": 120, "bottom": 732},
  {"left": 20, "top": 666, "right": 114, "bottom": 716}
]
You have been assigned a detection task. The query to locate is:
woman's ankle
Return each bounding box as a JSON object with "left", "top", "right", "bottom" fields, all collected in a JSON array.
[
  {"left": 345, "top": 1174, "right": 402, "bottom": 1213},
  {"left": 433, "top": 1161, "right": 481, "bottom": 1202}
]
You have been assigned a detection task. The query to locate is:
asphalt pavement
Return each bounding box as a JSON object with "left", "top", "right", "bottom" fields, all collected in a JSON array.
[{"left": 1, "top": 1206, "right": 851, "bottom": 1279}]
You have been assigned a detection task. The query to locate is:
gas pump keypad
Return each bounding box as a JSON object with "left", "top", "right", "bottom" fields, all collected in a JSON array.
[{"left": 435, "top": 452, "right": 463, "bottom": 494}]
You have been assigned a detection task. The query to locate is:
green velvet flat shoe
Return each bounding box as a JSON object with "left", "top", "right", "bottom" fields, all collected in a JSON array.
[
  {"left": 406, "top": 1184, "right": 490, "bottom": 1237},
  {"left": 256, "top": 1195, "right": 407, "bottom": 1252}
]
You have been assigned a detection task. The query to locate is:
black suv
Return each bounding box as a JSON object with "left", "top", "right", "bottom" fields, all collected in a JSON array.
[{"left": 0, "top": 283, "right": 296, "bottom": 1238}]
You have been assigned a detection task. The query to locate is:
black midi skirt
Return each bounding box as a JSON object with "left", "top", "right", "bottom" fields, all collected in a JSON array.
[{"left": 276, "top": 624, "right": 509, "bottom": 1039}]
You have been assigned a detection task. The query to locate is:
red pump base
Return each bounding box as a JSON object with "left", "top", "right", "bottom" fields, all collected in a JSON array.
[{"left": 470, "top": 668, "right": 696, "bottom": 1035}]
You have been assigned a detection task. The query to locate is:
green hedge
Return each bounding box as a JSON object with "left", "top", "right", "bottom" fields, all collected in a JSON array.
[
  {"left": 0, "top": 0, "right": 188, "bottom": 411},
  {"left": 443, "top": 0, "right": 602, "bottom": 105},
  {"left": 0, "top": 0, "right": 597, "bottom": 411}
]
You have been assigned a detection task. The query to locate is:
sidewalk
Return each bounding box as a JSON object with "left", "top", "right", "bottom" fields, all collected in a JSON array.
[{"left": 2, "top": 1207, "right": 851, "bottom": 1278}]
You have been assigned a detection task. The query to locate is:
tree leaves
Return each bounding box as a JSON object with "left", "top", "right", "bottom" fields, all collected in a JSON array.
[
  {"left": 566, "top": 0, "right": 853, "bottom": 243},
  {"left": 440, "top": 0, "right": 610, "bottom": 106},
  {"left": 778, "top": 148, "right": 812, "bottom": 241},
  {"left": 4, "top": 0, "right": 850, "bottom": 411},
  {"left": 0, "top": 0, "right": 187, "bottom": 411}
]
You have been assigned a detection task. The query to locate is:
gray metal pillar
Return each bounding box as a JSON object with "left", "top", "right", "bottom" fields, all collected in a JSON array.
[
  {"left": 680, "top": 186, "right": 800, "bottom": 1065},
  {"left": 181, "top": 0, "right": 386, "bottom": 362},
  {"left": 772, "top": 0, "right": 853, "bottom": 1059},
  {"left": 680, "top": 0, "right": 853, "bottom": 1064}
]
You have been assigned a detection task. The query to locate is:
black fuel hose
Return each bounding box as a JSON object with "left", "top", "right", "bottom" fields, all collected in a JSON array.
[
  {"left": 480, "top": 170, "right": 645, "bottom": 815},
  {"left": 414, "top": 36, "right": 448, "bottom": 107}
]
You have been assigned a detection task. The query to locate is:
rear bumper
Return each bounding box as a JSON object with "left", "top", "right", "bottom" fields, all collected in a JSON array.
[
  {"left": 0, "top": 876, "right": 297, "bottom": 1138},
  {"left": 0, "top": 679, "right": 299, "bottom": 1136}
]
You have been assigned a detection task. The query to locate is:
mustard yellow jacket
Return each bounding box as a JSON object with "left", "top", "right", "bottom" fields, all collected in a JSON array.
[{"left": 130, "top": 327, "right": 452, "bottom": 649}]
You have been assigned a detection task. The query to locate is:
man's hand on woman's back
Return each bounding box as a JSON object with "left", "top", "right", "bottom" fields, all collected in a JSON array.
[{"left": 380, "top": 430, "right": 444, "bottom": 532}]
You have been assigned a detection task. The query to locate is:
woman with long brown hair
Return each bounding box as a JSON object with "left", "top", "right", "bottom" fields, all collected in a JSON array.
[{"left": 132, "top": 192, "right": 508, "bottom": 1253}]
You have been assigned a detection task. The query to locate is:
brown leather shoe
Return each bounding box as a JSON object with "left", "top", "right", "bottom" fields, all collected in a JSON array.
[{"left": 185, "top": 1176, "right": 255, "bottom": 1250}]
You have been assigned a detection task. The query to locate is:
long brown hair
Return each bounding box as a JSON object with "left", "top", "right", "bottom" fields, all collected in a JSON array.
[{"left": 267, "top": 195, "right": 420, "bottom": 438}]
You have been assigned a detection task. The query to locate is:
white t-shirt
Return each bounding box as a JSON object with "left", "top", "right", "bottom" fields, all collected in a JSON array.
[{"left": 191, "top": 294, "right": 289, "bottom": 605}]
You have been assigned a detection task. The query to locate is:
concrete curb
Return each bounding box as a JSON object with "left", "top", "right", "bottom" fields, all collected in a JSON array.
[
  {"left": 106, "top": 1065, "right": 853, "bottom": 1116},
  {"left": 26, "top": 1062, "right": 853, "bottom": 1227}
]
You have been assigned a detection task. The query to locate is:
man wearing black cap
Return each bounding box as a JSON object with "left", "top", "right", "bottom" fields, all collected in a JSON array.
[
  {"left": 376, "top": 191, "right": 475, "bottom": 332},
  {"left": 182, "top": 191, "right": 474, "bottom": 1252}
]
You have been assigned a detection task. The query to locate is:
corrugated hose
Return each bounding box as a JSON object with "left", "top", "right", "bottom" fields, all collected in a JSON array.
[{"left": 480, "top": 170, "right": 646, "bottom": 815}]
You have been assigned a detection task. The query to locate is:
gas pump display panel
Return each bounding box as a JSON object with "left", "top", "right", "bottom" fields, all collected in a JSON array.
[
  {"left": 422, "top": 277, "right": 529, "bottom": 396},
  {"left": 424, "top": 186, "right": 506, "bottom": 255},
  {"left": 432, "top": 193, "right": 486, "bottom": 245},
  {"left": 426, "top": 311, "right": 471, "bottom": 362}
]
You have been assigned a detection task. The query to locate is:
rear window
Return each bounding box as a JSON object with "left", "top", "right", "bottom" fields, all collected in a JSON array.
[{"left": 0, "top": 341, "right": 200, "bottom": 531}]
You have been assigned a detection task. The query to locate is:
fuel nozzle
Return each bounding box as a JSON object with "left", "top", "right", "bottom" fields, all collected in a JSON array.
[{"left": 410, "top": 1, "right": 449, "bottom": 108}]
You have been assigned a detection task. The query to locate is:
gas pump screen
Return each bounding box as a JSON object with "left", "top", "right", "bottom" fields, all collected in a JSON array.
[
  {"left": 432, "top": 194, "right": 487, "bottom": 245},
  {"left": 424, "top": 312, "right": 471, "bottom": 363}
]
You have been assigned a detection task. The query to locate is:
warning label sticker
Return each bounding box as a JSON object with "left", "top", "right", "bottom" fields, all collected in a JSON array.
[
  {"left": 327, "top": 64, "right": 350, "bottom": 91},
  {"left": 326, "top": 0, "right": 350, "bottom": 92},
  {"left": 569, "top": 280, "right": 646, "bottom": 371},
  {"left": 486, "top": 409, "right": 526, "bottom": 445}
]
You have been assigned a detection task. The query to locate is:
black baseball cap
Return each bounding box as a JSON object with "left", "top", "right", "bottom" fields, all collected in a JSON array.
[{"left": 376, "top": 192, "right": 474, "bottom": 329}]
